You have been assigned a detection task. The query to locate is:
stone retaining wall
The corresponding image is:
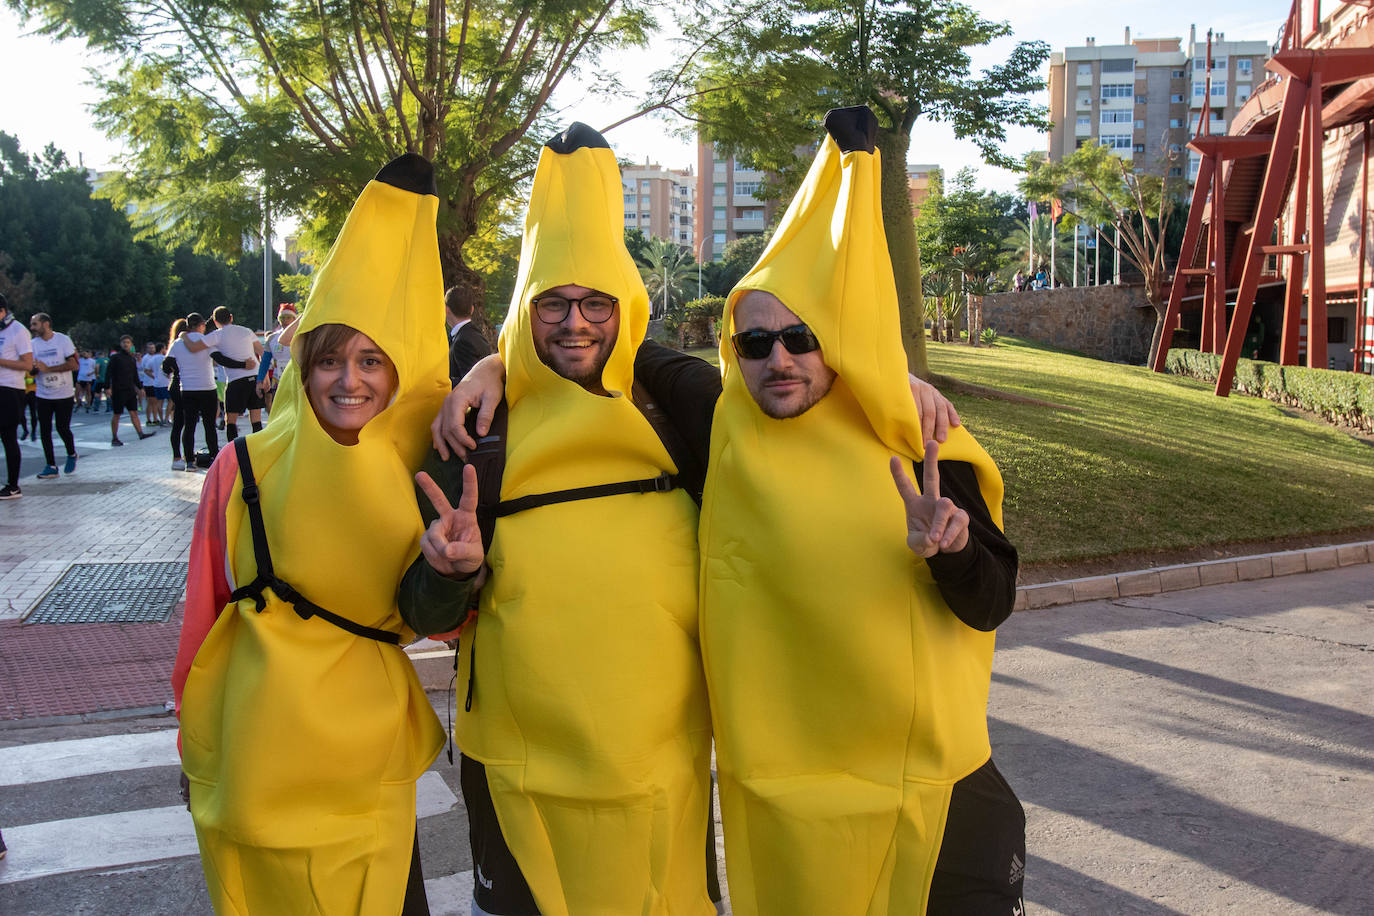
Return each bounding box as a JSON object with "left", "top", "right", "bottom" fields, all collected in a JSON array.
[{"left": 981, "top": 284, "right": 1158, "bottom": 364}]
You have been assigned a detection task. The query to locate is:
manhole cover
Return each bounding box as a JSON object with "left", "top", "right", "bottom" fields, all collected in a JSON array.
[{"left": 26, "top": 561, "right": 188, "bottom": 624}]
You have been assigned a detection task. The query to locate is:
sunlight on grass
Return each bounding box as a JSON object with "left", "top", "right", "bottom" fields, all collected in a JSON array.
[
  {"left": 929, "top": 338, "right": 1374, "bottom": 563},
  {"left": 676, "top": 337, "right": 1374, "bottom": 564}
]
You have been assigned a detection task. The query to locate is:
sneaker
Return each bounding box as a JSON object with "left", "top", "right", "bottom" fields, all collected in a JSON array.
[
  {"left": 172, "top": 458, "right": 187, "bottom": 471},
  {"left": 138, "top": 431, "right": 157, "bottom": 440},
  {"left": 64, "top": 454, "right": 78, "bottom": 474},
  {"left": 37, "top": 465, "right": 59, "bottom": 479},
  {"left": 111, "top": 437, "right": 124, "bottom": 447},
  {"left": 0, "top": 485, "right": 20, "bottom": 500}
]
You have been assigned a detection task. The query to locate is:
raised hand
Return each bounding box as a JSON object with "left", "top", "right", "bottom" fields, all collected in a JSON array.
[
  {"left": 416, "top": 464, "right": 484, "bottom": 578},
  {"left": 431, "top": 353, "right": 506, "bottom": 460},
  {"left": 908, "top": 375, "right": 961, "bottom": 444},
  {"left": 888, "top": 440, "right": 970, "bottom": 558}
]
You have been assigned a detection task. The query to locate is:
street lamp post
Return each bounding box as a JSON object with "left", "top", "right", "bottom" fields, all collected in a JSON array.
[{"left": 697, "top": 237, "right": 711, "bottom": 301}]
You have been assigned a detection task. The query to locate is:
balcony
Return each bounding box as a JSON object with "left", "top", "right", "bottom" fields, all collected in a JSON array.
[
  {"left": 732, "top": 216, "right": 766, "bottom": 233},
  {"left": 733, "top": 193, "right": 763, "bottom": 207}
]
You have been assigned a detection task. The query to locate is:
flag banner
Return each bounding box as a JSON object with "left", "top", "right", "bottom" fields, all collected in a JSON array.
[{"left": 1028, "top": 202, "right": 1039, "bottom": 221}]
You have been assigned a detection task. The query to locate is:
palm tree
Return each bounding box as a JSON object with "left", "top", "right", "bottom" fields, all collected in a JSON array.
[
  {"left": 963, "top": 272, "right": 998, "bottom": 344},
  {"left": 1000, "top": 219, "right": 1073, "bottom": 285},
  {"left": 636, "top": 237, "right": 697, "bottom": 318}
]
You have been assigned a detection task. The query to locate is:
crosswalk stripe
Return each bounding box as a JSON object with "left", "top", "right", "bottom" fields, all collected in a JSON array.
[
  {"left": 424, "top": 870, "right": 476, "bottom": 915},
  {"left": 0, "top": 770, "right": 459, "bottom": 885},
  {"left": 0, "top": 729, "right": 179, "bottom": 787}
]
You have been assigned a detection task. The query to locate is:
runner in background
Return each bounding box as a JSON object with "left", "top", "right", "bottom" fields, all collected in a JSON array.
[
  {"left": 27, "top": 312, "right": 79, "bottom": 478},
  {"left": 139, "top": 341, "right": 164, "bottom": 426},
  {"left": 202, "top": 306, "right": 264, "bottom": 440},
  {"left": 255, "top": 303, "right": 297, "bottom": 413},
  {"left": 76, "top": 349, "right": 96, "bottom": 410}
]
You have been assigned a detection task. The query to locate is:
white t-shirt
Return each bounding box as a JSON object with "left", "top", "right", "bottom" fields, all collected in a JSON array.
[
  {"left": 32, "top": 331, "right": 77, "bottom": 399},
  {"left": 77, "top": 357, "right": 96, "bottom": 382},
  {"left": 139, "top": 353, "right": 160, "bottom": 387},
  {"left": 152, "top": 354, "right": 170, "bottom": 387},
  {"left": 266, "top": 329, "right": 292, "bottom": 380},
  {"left": 204, "top": 324, "right": 259, "bottom": 383},
  {"left": 170, "top": 333, "right": 216, "bottom": 391},
  {"left": 0, "top": 318, "right": 33, "bottom": 391}
]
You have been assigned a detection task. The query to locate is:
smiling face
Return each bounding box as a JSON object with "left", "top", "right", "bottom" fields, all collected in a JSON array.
[
  {"left": 529, "top": 284, "right": 620, "bottom": 394},
  {"left": 733, "top": 290, "right": 836, "bottom": 419},
  {"left": 300, "top": 325, "right": 398, "bottom": 445}
]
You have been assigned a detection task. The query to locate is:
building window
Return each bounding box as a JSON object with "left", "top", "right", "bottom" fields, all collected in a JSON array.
[
  {"left": 1235, "top": 85, "right": 1252, "bottom": 103},
  {"left": 1194, "top": 58, "right": 1207, "bottom": 71},
  {"left": 713, "top": 182, "right": 726, "bottom": 196},
  {"left": 734, "top": 181, "right": 761, "bottom": 197},
  {"left": 1237, "top": 59, "right": 1253, "bottom": 77},
  {"left": 713, "top": 206, "right": 725, "bottom": 219},
  {"left": 1136, "top": 94, "right": 1148, "bottom": 104},
  {"left": 1077, "top": 63, "right": 1092, "bottom": 77},
  {"left": 1101, "top": 84, "right": 1133, "bottom": 100},
  {"left": 713, "top": 230, "right": 726, "bottom": 244},
  {"left": 1134, "top": 144, "right": 1146, "bottom": 153},
  {"left": 1329, "top": 316, "right": 1349, "bottom": 344},
  {"left": 1079, "top": 97, "right": 1093, "bottom": 108},
  {"left": 1171, "top": 69, "right": 1185, "bottom": 78},
  {"left": 1211, "top": 81, "right": 1227, "bottom": 98},
  {"left": 639, "top": 196, "right": 650, "bottom": 207},
  {"left": 1101, "top": 110, "right": 1132, "bottom": 123},
  {"left": 1076, "top": 115, "right": 1091, "bottom": 127},
  {"left": 1193, "top": 81, "right": 1206, "bottom": 98},
  {"left": 1100, "top": 134, "right": 1132, "bottom": 150},
  {"left": 1170, "top": 118, "right": 1184, "bottom": 128},
  {"left": 1135, "top": 119, "right": 1146, "bottom": 129},
  {"left": 1101, "top": 58, "right": 1133, "bottom": 73},
  {"left": 1169, "top": 167, "right": 1183, "bottom": 176},
  {"left": 1171, "top": 93, "right": 1185, "bottom": 103},
  {"left": 1076, "top": 138, "right": 1091, "bottom": 148},
  {"left": 1211, "top": 56, "right": 1227, "bottom": 70},
  {"left": 739, "top": 207, "right": 764, "bottom": 219}
]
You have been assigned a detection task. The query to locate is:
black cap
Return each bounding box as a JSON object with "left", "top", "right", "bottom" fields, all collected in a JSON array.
[
  {"left": 374, "top": 153, "right": 438, "bottom": 196},
  {"left": 824, "top": 106, "right": 878, "bottom": 154},
  {"left": 545, "top": 122, "right": 611, "bottom": 154}
]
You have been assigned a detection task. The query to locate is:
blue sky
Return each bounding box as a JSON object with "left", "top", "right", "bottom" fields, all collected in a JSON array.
[{"left": 0, "top": 1, "right": 1285, "bottom": 194}]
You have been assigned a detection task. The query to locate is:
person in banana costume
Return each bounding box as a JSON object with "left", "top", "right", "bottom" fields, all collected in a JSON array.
[
  {"left": 172, "top": 153, "right": 450, "bottom": 915},
  {"left": 699, "top": 106, "right": 1025, "bottom": 915},
  {"left": 397, "top": 123, "right": 720, "bottom": 916}
]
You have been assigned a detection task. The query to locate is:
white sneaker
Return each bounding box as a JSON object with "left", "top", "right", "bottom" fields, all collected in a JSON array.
[{"left": 172, "top": 459, "right": 187, "bottom": 471}]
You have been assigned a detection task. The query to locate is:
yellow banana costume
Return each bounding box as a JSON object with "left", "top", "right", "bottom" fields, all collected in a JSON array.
[
  {"left": 176, "top": 154, "right": 449, "bottom": 914},
  {"left": 699, "top": 108, "right": 1006, "bottom": 915},
  {"left": 452, "top": 123, "right": 715, "bottom": 915}
]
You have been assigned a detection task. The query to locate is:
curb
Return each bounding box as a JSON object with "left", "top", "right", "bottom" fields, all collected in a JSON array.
[{"left": 1013, "top": 540, "right": 1374, "bottom": 611}]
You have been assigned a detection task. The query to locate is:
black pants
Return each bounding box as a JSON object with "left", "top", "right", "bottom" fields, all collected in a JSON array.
[
  {"left": 928, "top": 758, "right": 1026, "bottom": 915},
  {"left": 0, "top": 387, "right": 22, "bottom": 487},
  {"left": 180, "top": 389, "right": 219, "bottom": 461},
  {"left": 168, "top": 389, "right": 184, "bottom": 459},
  {"left": 24, "top": 390, "right": 37, "bottom": 433},
  {"left": 37, "top": 397, "right": 76, "bottom": 466}
]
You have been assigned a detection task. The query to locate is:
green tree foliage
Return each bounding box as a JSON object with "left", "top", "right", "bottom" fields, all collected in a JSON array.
[
  {"left": 0, "top": 133, "right": 170, "bottom": 326},
  {"left": 0, "top": 133, "right": 296, "bottom": 345},
  {"left": 1021, "top": 144, "right": 1187, "bottom": 363},
  {"left": 9, "top": 0, "right": 654, "bottom": 309},
  {"left": 664, "top": 0, "right": 1049, "bottom": 376},
  {"left": 999, "top": 218, "right": 1073, "bottom": 285},
  {"left": 636, "top": 236, "right": 696, "bottom": 314},
  {"left": 915, "top": 167, "right": 1025, "bottom": 278}
]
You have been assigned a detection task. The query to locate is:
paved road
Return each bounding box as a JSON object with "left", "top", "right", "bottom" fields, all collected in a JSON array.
[{"left": 992, "top": 563, "right": 1374, "bottom": 915}]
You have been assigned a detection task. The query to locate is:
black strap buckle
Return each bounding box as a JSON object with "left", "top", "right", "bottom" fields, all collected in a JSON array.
[
  {"left": 648, "top": 473, "right": 674, "bottom": 493},
  {"left": 240, "top": 482, "right": 260, "bottom": 505}
]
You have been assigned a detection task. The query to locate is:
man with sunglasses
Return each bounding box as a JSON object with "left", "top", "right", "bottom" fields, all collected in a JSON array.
[{"left": 697, "top": 108, "right": 1024, "bottom": 916}]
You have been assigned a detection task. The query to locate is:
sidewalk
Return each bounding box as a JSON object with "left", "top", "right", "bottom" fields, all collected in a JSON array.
[{"left": 0, "top": 422, "right": 197, "bottom": 722}]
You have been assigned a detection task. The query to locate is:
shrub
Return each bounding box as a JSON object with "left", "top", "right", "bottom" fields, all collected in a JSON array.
[
  {"left": 1165, "top": 348, "right": 1374, "bottom": 432},
  {"left": 980, "top": 327, "right": 999, "bottom": 346}
]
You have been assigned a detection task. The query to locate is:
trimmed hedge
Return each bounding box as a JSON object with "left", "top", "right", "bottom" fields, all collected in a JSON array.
[{"left": 1165, "top": 348, "right": 1374, "bottom": 432}]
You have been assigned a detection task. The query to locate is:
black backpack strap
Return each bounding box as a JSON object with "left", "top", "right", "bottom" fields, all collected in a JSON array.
[
  {"left": 493, "top": 473, "right": 679, "bottom": 518},
  {"left": 632, "top": 381, "right": 704, "bottom": 505},
  {"left": 228, "top": 437, "right": 401, "bottom": 645}
]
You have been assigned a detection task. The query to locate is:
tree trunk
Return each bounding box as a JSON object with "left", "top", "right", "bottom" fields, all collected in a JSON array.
[
  {"left": 876, "top": 128, "right": 930, "bottom": 378},
  {"left": 437, "top": 192, "right": 495, "bottom": 345}
]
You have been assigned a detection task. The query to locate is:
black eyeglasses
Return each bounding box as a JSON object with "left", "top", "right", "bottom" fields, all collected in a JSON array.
[
  {"left": 531, "top": 294, "right": 617, "bottom": 324},
  {"left": 731, "top": 324, "right": 822, "bottom": 360}
]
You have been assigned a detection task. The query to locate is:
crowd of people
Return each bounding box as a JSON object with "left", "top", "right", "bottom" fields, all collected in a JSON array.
[
  {"left": 0, "top": 297, "right": 301, "bottom": 499},
  {"left": 168, "top": 110, "right": 1026, "bottom": 916}
]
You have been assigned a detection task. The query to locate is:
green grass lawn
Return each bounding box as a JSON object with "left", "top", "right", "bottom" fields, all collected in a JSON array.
[
  {"left": 926, "top": 337, "right": 1374, "bottom": 565},
  {"left": 687, "top": 339, "right": 1374, "bottom": 566}
]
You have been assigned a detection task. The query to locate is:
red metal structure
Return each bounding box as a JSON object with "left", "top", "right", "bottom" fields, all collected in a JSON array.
[{"left": 1153, "top": 1, "right": 1374, "bottom": 392}]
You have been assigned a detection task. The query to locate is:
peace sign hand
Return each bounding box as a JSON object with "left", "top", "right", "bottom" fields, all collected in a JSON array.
[
  {"left": 889, "top": 440, "right": 970, "bottom": 558},
  {"left": 416, "top": 464, "right": 485, "bottom": 579}
]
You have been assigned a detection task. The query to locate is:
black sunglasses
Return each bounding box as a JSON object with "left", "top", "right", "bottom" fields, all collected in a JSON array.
[
  {"left": 531, "top": 294, "right": 617, "bottom": 324},
  {"left": 731, "top": 324, "right": 821, "bottom": 361}
]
